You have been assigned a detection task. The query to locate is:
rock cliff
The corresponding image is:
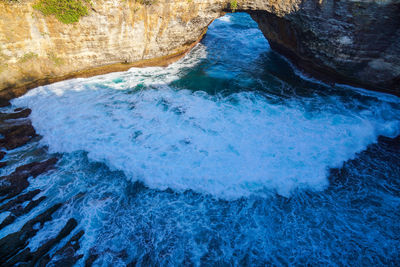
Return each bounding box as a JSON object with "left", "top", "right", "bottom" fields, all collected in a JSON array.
[
  {"left": 0, "top": 0, "right": 399, "bottom": 102},
  {"left": 247, "top": 0, "right": 400, "bottom": 95},
  {"left": 0, "top": 0, "right": 227, "bottom": 103}
]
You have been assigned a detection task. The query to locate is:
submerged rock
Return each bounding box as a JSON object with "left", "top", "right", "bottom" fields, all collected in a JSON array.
[
  {"left": 0, "top": 203, "right": 62, "bottom": 262},
  {"left": 0, "top": 108, "right": 31, "bottom": 121},
  {"left": 7, "top": 218, "right": 78, "bottom": 266},
  {"left": 0, "top": 194, "right": 46, "bottom": 231},
  {"left": 40, "top": 230, "right": 85, "bottom": 267},
  {"left": 84, "top": 249, "right": 100, "bottom": 267},
  {"left": 0, "top": 123, "right": 36, "bottom": 150},
  {"left": 0, "top": 158, "right": 58, "bottom": 201}
]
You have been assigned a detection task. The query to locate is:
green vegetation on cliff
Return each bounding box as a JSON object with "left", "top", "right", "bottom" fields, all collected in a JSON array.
[
  {"left": 230, "top": 0, "right": 237, "bottom": 12},
  {"left": 33, "top": 0, "right": 89, "bottom": 24},
  {"left": 18, "top": 52, "right": 38, "bottom": 63}
]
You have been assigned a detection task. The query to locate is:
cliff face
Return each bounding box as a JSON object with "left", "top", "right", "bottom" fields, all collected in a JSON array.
[
  {"left": 248, "top": 0, "right": 400, "bottom": 95},
  {"left": 0, "top": 0, "right": 227, "bottom": 102},
  {"left": 0, "top": 0, "right": 399, "bottom": 101}
]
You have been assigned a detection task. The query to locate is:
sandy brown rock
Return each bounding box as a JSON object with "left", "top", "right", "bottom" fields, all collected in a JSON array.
[
  {"left": 0, "top": 0, "right": 227, "bottom": 102},
  {"left": 0, "top": 123, "right": 36, "bottom": 150},
  {"left": 0, "top": 0, "right": 399, "bottom": 98},
  {"left": 0, "top": 108, "right": 31, "bottom": 121}
]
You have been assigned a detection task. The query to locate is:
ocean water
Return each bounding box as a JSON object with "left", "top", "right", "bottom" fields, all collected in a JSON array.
[{"left": 3, "top": 13, "right": 400, "bottom": 265}]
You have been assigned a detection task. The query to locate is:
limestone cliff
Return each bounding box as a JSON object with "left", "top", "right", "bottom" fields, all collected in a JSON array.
[
  {"left": 0, "top": 0, "right": 399, "bottom": 102},
  {"left": 0, "top": 0, "right": 227, "bottom": 103}
]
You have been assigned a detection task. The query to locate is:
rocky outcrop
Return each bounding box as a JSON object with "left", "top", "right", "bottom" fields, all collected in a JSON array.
[
  {"left": 0, "top": 157, "right": 58, "bottom": 200},
  {"left": 0, "top": 0, "right": 399, "bottom": 99},
  {"left": 0, "top": 108, "right": 37, "bottom": 149},
  {"left": 247, "top": 0, "right": 400, "bottom": 95},
  {"left": 0, "top": 0, "right": 228, "bottom": 102}
]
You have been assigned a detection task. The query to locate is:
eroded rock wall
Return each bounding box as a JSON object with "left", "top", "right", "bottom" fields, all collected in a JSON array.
[
  {"left": 0, "top": 0, "right": 399, "bottom": 100},
  {"left": 248, "top": 0, "right": 400, "bottom": 95},
  {"left": 0, "top": 0, "right": 227, "bottom": 102}
]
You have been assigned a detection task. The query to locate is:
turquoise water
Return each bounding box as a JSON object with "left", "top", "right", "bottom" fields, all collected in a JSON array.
[{"left": 3, "top": 13, "right": 400, "bottom": 265}]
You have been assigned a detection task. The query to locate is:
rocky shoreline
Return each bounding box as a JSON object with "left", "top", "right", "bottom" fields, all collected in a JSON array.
[
  {"left": 0, "top": 0, "right": 399, "bottom": 263},
  {"left": 0, "top": 0, "right": 226, "bottom": 106},
  {"left": 0, "top": 108, "right": 88, "bottom": 266},
  {"left": 0, "top": 105, "right": 142, "bottom": 266},
  {"left": 0, "top": 23, "right": 209, "bottom": 107}
]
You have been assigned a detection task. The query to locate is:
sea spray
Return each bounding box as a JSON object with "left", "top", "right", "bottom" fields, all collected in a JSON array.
[{"left": 12, "top": 50, "right": 400, "bottom": 198}]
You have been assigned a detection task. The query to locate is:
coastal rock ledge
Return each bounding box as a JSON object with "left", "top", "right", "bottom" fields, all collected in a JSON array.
[{"left": 0, "top": 0, "right": 399, "bottom": 102}]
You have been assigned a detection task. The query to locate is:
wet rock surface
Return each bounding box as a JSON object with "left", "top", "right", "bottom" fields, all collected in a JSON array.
[
  {"left": 0, "top": 108, "right": 31, "bottom": 121},
  {"left": 40, "top": 230, "right": 85, "bottom": 267},
  {"left": 6, "top": 218, "right": 78, "bottom": 266},
  {"left": 0, "top": 203, "right": 63, "bottom": 262},
  {"left": 0, "top": 190, "right": 46, "bottom": 230},
  {"left": 0, "top": 109, "right": 85, "bottom": 266},
  {"left": 0, "top": 158, "right": 58, "bottom": 201},
  {"left": 0, "top": 108, "right": 36, "bottom": 150}
]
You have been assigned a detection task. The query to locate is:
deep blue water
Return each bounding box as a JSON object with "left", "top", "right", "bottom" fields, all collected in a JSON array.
[{"left": 2, "top": 13, "right": 400, "bottom": 266}]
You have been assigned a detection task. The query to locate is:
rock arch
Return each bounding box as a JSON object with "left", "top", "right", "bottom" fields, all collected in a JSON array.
[
  {"left": 0, "top": 0, "right": 399, "bottom": 103},
  {"left": 240, "top": 0, "right": 400, "bottom": 95}
]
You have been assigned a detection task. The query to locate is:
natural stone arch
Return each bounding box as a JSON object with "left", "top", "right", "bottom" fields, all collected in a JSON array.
[
  {"left": 234, "top": 0, "right": 400, "bottom": 95},
  {"left": 0, "top": 0, "right": 399, "bottom": 103}
]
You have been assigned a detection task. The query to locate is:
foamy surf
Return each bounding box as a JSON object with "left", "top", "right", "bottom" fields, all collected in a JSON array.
[
  {"left": 12, "top": 14, "right": 400, "bottom": 199},
  {"left": 12, "top": 52, "right": 400, "bottom": 198},
  {"left": 3, "top": 13, "right": 400, "bottom": 266}
]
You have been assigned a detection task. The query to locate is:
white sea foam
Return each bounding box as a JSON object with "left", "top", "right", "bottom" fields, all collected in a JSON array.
[
  {"left": 276, "top": 51, "right": 400, "bottom": 104},
  {"left": 11, "top": 14, "right": 400, "bottom": 199},
  {"left": 12, "top": 65, "right": 400, "bottom": 199},
  {"left": 5, "top": 13, "right": 400, "bottom": 267},
  {"left": 218, "top": 15, "right": 232, "bottom": 23}
]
